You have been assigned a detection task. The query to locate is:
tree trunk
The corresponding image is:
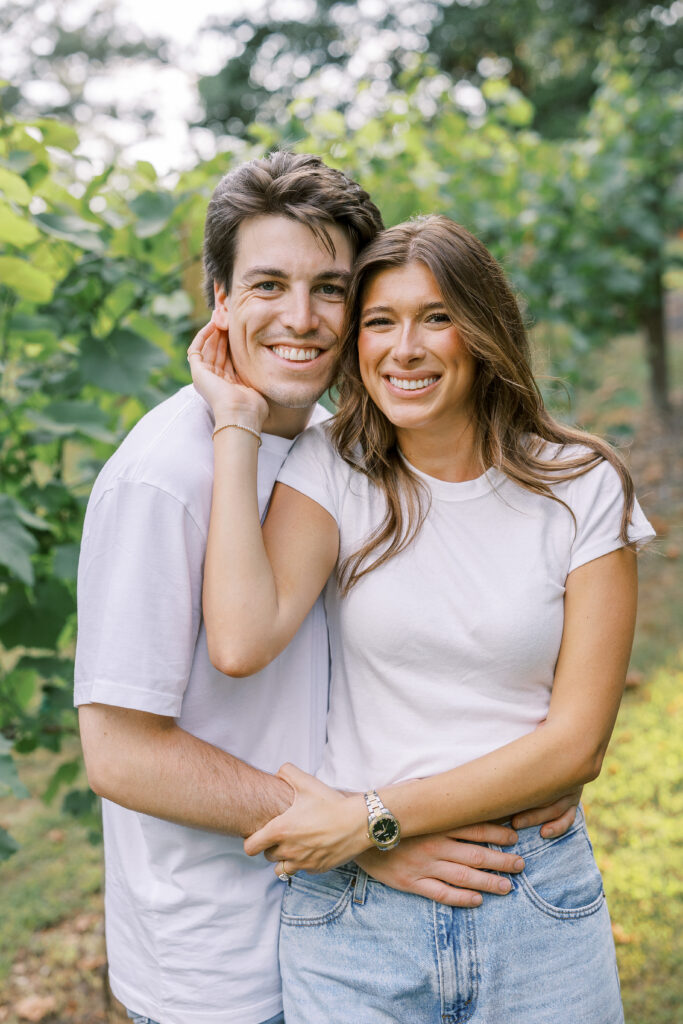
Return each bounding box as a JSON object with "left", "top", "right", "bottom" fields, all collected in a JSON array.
[{"left": 643, "top": 266, "right": 670, "bottom": 418}]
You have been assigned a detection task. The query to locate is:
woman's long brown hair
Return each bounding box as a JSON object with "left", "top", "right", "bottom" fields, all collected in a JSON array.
[{"left": 331, "top": 215, "right": 635, "bottom": 593}]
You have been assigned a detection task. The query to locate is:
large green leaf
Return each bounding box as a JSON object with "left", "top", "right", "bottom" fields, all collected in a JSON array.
[
  {"left": 0, "top": 255, "right": 55, "bottom": 302},
  {"left": 0, "top": 166, "right": 31, "bottom": 205},
  {"left": 0, "top": 201, "right": 40, "bottom": 246},
  {"left": 129, "top": 191, "right": 175, "bottom": 238},
  {"left": 26, "top": 400, "right": 117, "bottom": 443},
  {"left": 0, "top": 495, "right": 38, "bottom": 585},
  {"left": 80, "top": 328, "right": 169, "bottom": 394},
  {"left": 33, "top": 212, "right": 105, "bottom": 252},
  {"left": 0, "top": 826, "right": 19, "bottom": 862},
  {"left": 0, "top": 737, "right": 30, "bottom": 799},
  {"left": 0, "top": 579, "right": 75, "bottom": 650},
  {"left": 31, "top": 119, "right": 80, "bottom": 152}
]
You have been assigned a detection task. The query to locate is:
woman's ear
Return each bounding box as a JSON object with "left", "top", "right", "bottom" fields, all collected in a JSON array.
[{"left": 212, "top": 281, "right": 230, "bottom": 329}]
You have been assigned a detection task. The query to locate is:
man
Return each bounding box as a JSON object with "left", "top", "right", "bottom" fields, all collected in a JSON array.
[{"left": 76, "top": 152, "right": 577, "bottom": 1024}]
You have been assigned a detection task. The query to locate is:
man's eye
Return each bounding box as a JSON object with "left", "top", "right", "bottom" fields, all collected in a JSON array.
[
  {"left": 255, "top": 281, "right": 279, "bottom": 292},
  {"left": 318, "top": 283, "right": 345, "bottom": 297},
  {"left": 427, "top": 312, "right": 451, "bottom": 323}
]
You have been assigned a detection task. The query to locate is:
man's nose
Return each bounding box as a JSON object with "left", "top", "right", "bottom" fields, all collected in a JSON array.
[{"left": 280, "top": 287, "right": 319, "bottom": 336}]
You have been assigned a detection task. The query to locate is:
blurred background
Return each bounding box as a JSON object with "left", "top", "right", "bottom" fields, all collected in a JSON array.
[{"left": 0, "top": 0, "right": 681, "bottom": 1020}]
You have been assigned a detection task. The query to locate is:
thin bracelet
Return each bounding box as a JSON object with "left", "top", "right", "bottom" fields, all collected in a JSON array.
[{"left": 212, "top": 423, "right": 262, "bottom": 447}]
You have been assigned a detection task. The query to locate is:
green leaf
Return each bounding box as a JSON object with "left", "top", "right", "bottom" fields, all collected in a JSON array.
[
  {"left": 31, "top": 119, "right": 80, "bottom": 151},
  {"left": 0, "top": 166, "right": 31, "bottom": 205},
  {"left": 129, "top": 191, "right": 175, "bottom": 238},
  {"left": 0, "top": 579, "right": 75, "bottom": 650},
  {"left": 43, "top": 759, "right": 81, "bottom": 804},
  {"left": 0, "top": 495, "right": 38, "bottom": 585},
  {"left": 0, "top": 826, "right": 19, "bottom": 862},
  {"left": 0, "top": 737, "right": 30, "bottom": 799},
  {"left": 26, "top": 400, "right": 117, "bottom": 443},
  {"left": 33, "top": 212, "right": 105, "bottom": 252},
  {"left": 0, "top": 201, "right": 41, "bottom": 247},
  {"left": 53, "top": 543, "right": 80, "bottom": 581},
  {"left": 0, "top": 255, "right": 55, "bottom": 302},
  {"left": 80, "top": 328, "right": 169, "bottom": 394}
]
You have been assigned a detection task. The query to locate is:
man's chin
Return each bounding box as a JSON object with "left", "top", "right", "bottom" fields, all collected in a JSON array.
[{"left": 262, "top": 381, "right": 331, "bottom": 411}]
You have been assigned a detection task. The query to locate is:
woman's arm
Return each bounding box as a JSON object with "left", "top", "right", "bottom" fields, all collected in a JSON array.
[
  {"left": 188, "top": 326, "right": 339, "bottom": 676},
  {"left": 245, "top": 546, "right": 637, "bottom": 871}
]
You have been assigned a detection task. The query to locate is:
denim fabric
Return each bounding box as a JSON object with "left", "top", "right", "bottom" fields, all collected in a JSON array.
[
  {"left": 127, "top": 1011, "right": 283, "bottom": 1024},
  {"left": 279, "top": 807, "right": 624, "bottom": 1023}
]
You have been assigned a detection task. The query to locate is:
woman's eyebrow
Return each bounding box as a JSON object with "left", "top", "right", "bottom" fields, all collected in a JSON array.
[{"left": 362, "top": 301, "right": 446, "bottom": 316}]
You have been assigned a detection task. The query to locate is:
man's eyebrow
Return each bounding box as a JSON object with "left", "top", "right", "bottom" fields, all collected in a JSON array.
[
  {"left": 242, "top": 267, "right": 288, "bottom": 281},
  {"left": 242, "top": 267, "right": 351, "bottom": 283}
]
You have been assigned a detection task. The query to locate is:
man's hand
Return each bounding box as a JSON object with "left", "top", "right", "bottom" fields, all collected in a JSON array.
[
  {"left": 356, "top": 823, "right": 525, "bottom": 909},
  {"left": 511, "top": 788, "right": 582, "bottom": 838}
]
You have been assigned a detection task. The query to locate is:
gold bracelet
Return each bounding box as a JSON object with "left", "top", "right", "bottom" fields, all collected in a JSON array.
[{"left": 212, "top": 423, "right": 262, "bottom": 447}]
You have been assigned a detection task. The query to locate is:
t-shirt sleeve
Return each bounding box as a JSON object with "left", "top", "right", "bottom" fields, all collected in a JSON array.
[
  {"left": 276, "top": 424, "right": 344, "bottom": 525},
  {"left": 567, "top": 459, "right": 655, "bottom": 574},
  {"left": 74, "top": 480, "right": 206, "bottom": 716}
]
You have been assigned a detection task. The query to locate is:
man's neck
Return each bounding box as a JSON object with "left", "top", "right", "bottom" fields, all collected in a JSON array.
[{"left": 262, "top": 402, "right": 318, "bottom": 440}]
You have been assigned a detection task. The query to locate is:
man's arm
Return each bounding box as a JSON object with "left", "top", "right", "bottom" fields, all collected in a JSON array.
[{"left": 79, "top": 704, "right": 293, "bottom": 837}]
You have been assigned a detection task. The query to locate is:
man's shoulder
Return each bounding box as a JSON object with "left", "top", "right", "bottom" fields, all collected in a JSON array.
[{"left": 90, "top": 386, "right": 214, "bottom": 518}]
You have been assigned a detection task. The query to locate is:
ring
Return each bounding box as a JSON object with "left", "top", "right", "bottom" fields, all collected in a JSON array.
[
  {"left": 187, "top": 352, "right": 203, "bottom": 360},
  {"left": 277, "top": 860, "right": 290, "bottom": 882}
]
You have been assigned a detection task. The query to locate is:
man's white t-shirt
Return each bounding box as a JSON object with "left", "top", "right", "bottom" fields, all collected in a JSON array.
[
  {"left": 278, "top": 424, "right": 655, "bottom": 793},
  {"left": 74, "top": 386, "right": 329, "bottom": 1024}
]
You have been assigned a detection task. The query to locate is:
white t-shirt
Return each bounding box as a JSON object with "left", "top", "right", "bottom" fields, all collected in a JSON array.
[
  {"left": 74, "top": 386, "right": 329, "bottom": 1024},
  {"left": 277, "top": 423, "right": 655, "bottom": 793}
]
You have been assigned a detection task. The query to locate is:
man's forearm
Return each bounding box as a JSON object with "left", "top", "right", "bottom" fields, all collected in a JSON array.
[{"left": 79, "top": 703, "right": 293, "bottom": 837}]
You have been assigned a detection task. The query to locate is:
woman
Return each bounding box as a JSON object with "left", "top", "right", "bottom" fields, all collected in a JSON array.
[{"left": 190, "top": 216, "right": 653, "bottom": 1022}]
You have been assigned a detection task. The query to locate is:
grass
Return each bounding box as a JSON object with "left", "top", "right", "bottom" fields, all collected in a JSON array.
[{"left": 0, "top": 325, "right": 681, "bottom": 1021}]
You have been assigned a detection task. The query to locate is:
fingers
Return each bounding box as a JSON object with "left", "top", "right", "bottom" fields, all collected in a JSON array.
[
  {"left": 431, "top": 859, "right": 516, "bottom": 895},
  {"left": 412, "top": 879, "right": 484, "bottom": 909},
  {"left": 539, "top": 804, "right": 578, "bottom": 839},
  {"left": 187, "top": 321, "right": 215, "bottom": 359},
  {"left": 448, "top": 822, "right": 519, "bottom": 846},
  {"left": 437, "top": 839, "right": 524, "bottom": 876},
  {"left": 244, "top": 821, "right": 278, "bottom": 857},
  {"left": 511, "top": 796, "right": 579, "bottom": 833}
]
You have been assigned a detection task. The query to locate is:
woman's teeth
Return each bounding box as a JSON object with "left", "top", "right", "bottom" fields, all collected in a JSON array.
[
  {"left": 272, "top": 346, "right": 321, "bottom": 362},
  {"left": 387, "top": 376, "right": 439, "bottom": 391}
]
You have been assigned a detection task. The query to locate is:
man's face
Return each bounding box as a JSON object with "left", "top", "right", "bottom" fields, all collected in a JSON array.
[{"left": 213, "top": 214, "right": 353, "bottom": 436}]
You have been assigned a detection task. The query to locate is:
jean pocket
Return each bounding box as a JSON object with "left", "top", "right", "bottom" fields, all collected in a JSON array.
[
  {"left": 517, "top": 820, "right": 605, "bottom": 920},
  {"left": 281, "top": 867, "right": 355, "bottom": 927}
]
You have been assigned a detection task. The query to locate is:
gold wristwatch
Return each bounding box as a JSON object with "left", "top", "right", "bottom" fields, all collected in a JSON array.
[{"left": 364, "top": 789, "right": 401, "bottom": 852}]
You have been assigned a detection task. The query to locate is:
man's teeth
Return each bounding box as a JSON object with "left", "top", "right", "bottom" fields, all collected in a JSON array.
[
  {"left": 272, "top": 346, "right": 321, "bottom": 362},
  {"left": 388, "top": 376, "right": 439, "bottom": 391}
]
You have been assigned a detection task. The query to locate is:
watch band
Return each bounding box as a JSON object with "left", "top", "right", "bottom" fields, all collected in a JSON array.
[{"left": 363, "top": 789, "right": 388, "bottom": 822}]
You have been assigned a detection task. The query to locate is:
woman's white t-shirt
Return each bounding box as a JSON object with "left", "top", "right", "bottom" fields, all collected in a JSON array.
[{"left": 278, "top": 424, "right": 654, "bottom": 793}]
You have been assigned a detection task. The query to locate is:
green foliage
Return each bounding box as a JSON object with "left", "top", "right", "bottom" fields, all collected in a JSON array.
[{"left": 0, "top": 110, "right": 229, "bottom": 845}]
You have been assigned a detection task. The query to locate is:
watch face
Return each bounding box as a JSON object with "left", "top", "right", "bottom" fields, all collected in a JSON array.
[{"left": 371, "top": 815, "right": 400, "bottom": 845}]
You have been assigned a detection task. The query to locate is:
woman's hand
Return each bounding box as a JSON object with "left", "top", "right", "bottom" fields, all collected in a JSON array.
[
  {"left": 243, "top": 763, "right": 369, "bottom": 875},
  {"left": 187, "top": 321, "right": 268, "bottom": 431}
]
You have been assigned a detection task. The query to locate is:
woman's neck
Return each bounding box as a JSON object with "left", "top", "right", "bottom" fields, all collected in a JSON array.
[{"left": 397, "top": 421, "right": 484, "bottom": 483}]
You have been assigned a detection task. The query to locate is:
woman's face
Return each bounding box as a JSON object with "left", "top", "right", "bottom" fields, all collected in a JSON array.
[{"left": 357, "top": 261, "right": 477, "bottom": 439}]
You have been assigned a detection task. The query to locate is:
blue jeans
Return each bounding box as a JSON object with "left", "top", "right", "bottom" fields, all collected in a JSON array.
[
  {"left": 279, "top": 807, "right": 624, "bottom": 1023},
  {"left": 127, "top": 1012, "right": 284, "bottom": 1024}
]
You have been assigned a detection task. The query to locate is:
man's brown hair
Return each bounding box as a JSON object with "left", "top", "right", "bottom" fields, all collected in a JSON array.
[{"left": 202, "top": 151, "right": 384, "bottom": 305}]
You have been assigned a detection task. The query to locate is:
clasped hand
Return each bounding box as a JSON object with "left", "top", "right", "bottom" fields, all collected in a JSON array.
[{"left": 244, "top": 763, "right": 369, "bottom": 875}]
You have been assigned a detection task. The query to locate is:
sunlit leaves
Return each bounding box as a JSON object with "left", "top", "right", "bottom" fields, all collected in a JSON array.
[{"left": 0, "top": 256, "right": 55, "bottom": 302}]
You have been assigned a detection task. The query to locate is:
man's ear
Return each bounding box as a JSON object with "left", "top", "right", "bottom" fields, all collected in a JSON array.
[{"left": 213, "top": 281, "right": 230, "bottom": 329}]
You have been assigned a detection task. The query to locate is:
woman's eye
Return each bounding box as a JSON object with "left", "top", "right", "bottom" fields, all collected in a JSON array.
[
  {"left": 427, "top": 312, "right": 451, "bottom": 324},
  {"left": 362, "top": 317, "right": 392, "bottom": 328}
]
